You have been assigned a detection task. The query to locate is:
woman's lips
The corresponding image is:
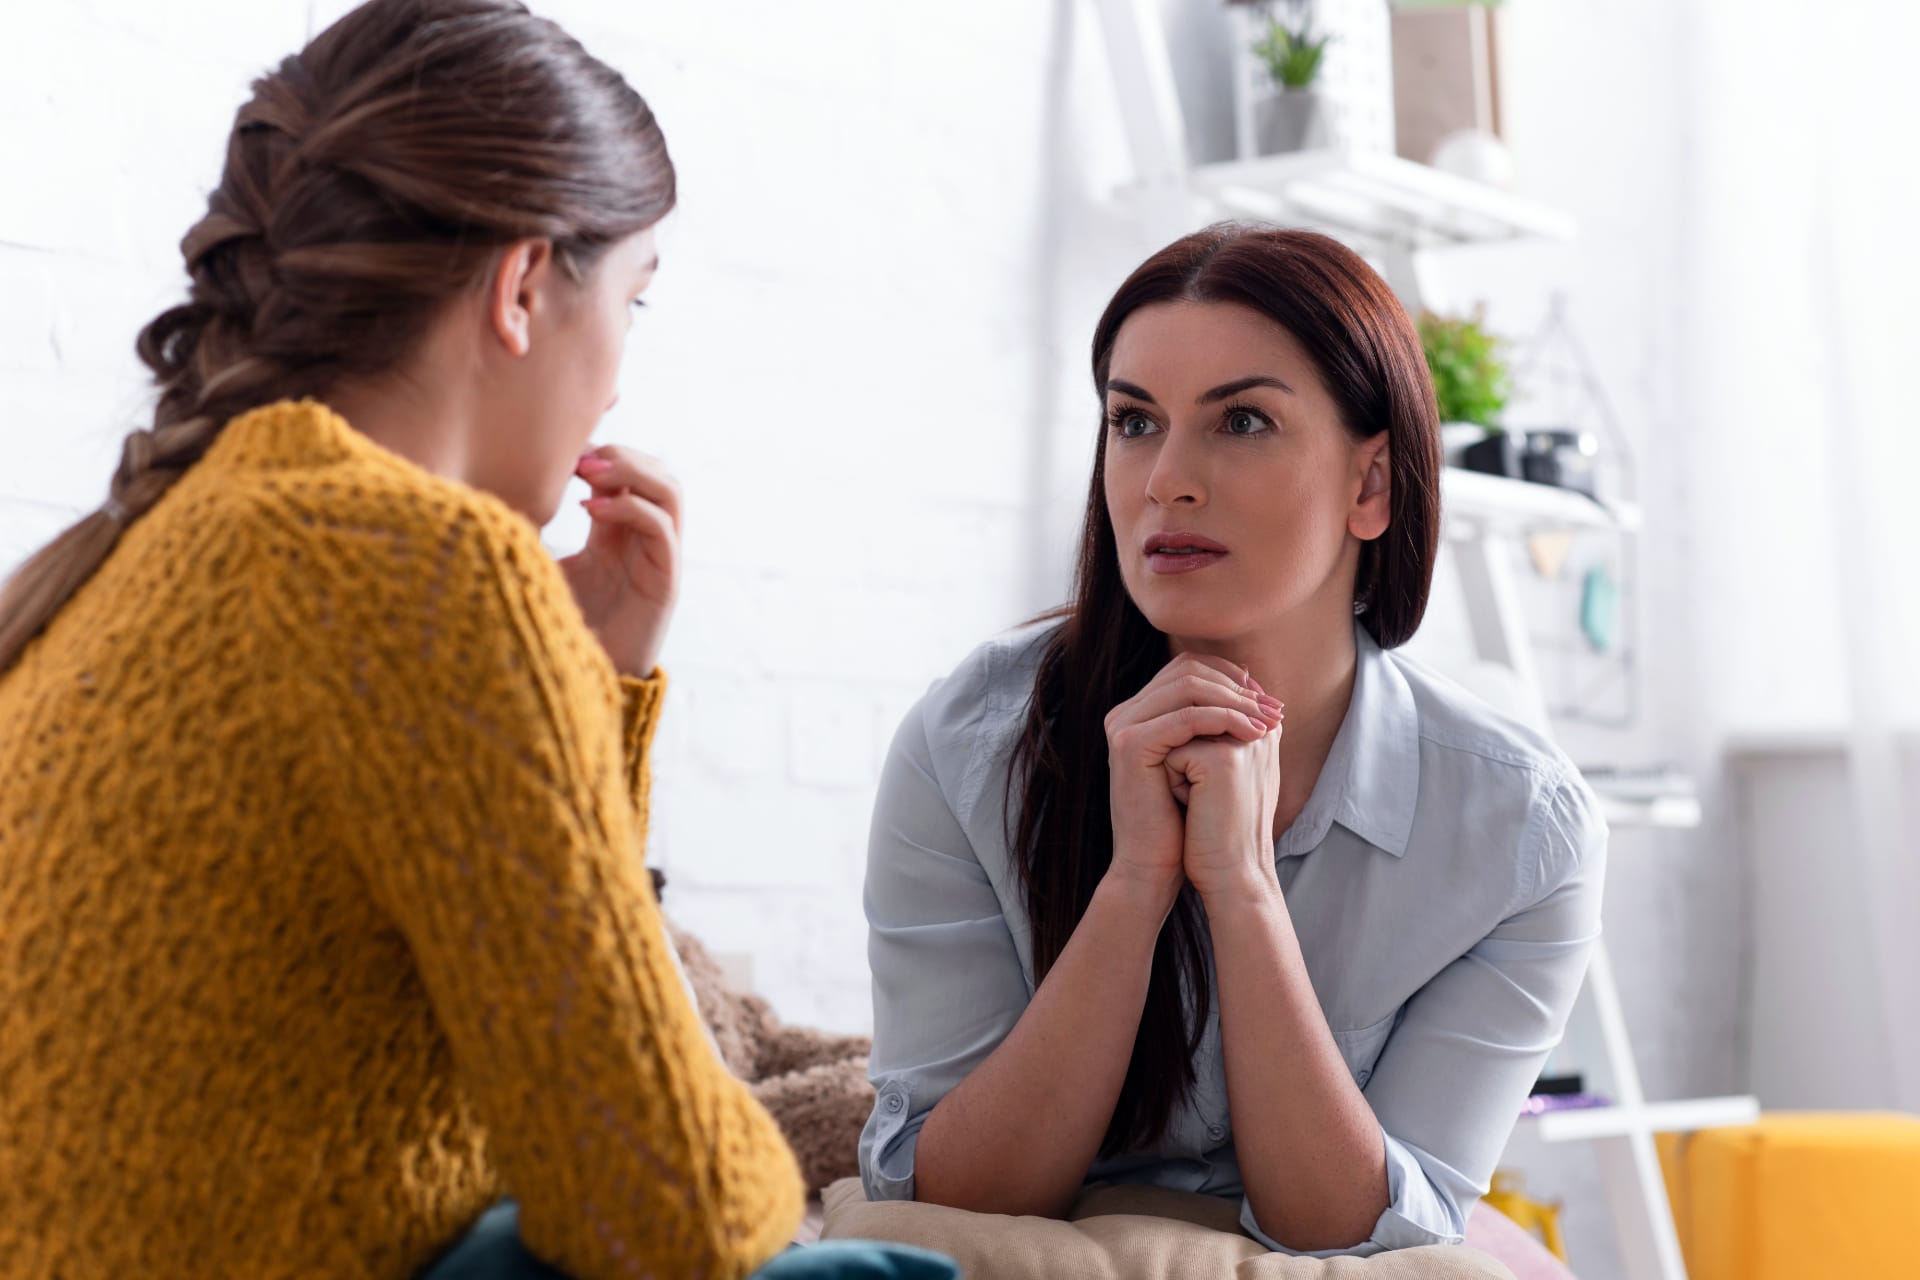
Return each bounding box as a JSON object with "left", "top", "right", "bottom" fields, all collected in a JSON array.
[
  {"left": 1142, "top": 531, "right": 1228, "bottom": 575},
  {"left": 1146, "top": 548, "right": 1228, "bottom": 574}
]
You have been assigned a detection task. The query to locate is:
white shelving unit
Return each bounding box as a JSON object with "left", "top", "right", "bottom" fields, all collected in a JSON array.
[
  {"left": 1444, "top": 465, "right": 1641, "bottom": 536},
  {"left": 1191, "top": 148, "right": 1578, "bottom": 252},
  {"left": 1087, "top": 4, "right": 1754, "bottom": 1278},
  {"left": 1441, "top": 456, "right": 1734, "bottom": 1280},
  {"left": 1521, "top": 1096, "right": 1759, "bottom": 1146},
  {"left": 1137, "top": 143, "right": 1574, "bottom": 314},
  {"left": 1593, "top": 792, "right": 1705, "bottom": 831}
]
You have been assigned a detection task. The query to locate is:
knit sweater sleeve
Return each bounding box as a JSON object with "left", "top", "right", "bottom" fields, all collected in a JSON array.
[
  {"left": 304, "top": 505, "right": 803, "bottom": 1279},
  {"left": 617, "top": 673, "right": 666, "bottom": 833}
]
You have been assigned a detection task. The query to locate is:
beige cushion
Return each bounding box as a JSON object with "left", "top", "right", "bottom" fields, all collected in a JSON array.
[{"left": 819, "top": 1178, "right": 1515, "bottom": 1280}]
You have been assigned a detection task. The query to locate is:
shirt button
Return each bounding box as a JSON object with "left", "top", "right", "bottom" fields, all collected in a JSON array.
[
  {"left": 1207, "top": 1124, "right": 1226, "bottom": 1141},
  {"left": 885, "top": 1093, "right": 905, "bottom": 1113}
]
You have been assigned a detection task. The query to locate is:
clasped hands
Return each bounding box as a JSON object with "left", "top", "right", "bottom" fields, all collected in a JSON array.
[{"left": 1104, "top": 653, "right": 1285, "bottom": 906}]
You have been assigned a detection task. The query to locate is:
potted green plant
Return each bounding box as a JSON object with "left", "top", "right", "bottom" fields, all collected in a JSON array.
[
  {"left": 1419, "top": 307, "right": 1510, "bottom": 427},
  {"left": 1418, "top": 308, "right": 1519, "bottom": 477},
  {"left": 1250, "top": 3, "right": 1333, "bottom": 154}
]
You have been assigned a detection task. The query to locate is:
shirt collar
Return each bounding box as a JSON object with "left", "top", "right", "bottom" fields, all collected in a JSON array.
[{"left": 1273, "top": 621, "right": 1421, "bottom": 860}]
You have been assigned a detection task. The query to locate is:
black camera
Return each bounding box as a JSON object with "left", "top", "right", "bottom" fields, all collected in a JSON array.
[{"left": 1461, "top": 428, "right": 1599, "bottom": 498}]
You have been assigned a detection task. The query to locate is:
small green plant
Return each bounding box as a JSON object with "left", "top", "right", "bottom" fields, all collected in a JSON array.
[
  {"left": 1250, "top": 13, "right": 1332, "bottom": 90},
  {"left": 1419, "top": 308, "right": 1511, "bottom": 427}
]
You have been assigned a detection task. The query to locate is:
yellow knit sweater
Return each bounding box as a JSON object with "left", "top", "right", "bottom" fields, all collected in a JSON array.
[{"left": 0, "top": 400, "right": 804, "bottom": 1279}]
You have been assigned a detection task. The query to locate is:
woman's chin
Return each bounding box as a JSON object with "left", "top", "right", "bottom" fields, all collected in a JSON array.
[
  {"left": 504, "top": 486, "right": 560, "bottom": 529},
  {"left": 1137, "top": 600, "right": 1241, "bottom": 644}
]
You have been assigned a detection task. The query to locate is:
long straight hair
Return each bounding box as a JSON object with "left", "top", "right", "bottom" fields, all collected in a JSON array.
[
  {"left": 1006, "top": 225, "right": 1441, "bottom": 1156},
  {"left": 0, "top": 0, "right": 675, "bottom": 676}
]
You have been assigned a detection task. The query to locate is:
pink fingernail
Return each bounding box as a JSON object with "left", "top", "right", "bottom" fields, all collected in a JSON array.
[{"left": 578, "top": 458, "right": 613, "bottom": 474}]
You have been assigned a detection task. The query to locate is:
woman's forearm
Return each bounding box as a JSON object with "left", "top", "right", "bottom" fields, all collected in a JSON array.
[
  {"left": 1206, "top": 877, "right": 1388, "bottom": 1251},
  {"left": 912, "top": 869, "right": 1174, "bottom": 1217}
]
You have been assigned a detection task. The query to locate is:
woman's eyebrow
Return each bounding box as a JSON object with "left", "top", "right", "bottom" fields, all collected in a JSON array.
[
  {"left": 1105, "top": 375, "right": 1296, "bottom": 405},
  {"left": 1198, "top": 375, "right": 1294, "bottom": 402}
]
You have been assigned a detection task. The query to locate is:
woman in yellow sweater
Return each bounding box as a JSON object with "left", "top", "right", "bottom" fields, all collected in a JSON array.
[{"left": 0, "top": 3, "right": 951, "bottom": 1279}]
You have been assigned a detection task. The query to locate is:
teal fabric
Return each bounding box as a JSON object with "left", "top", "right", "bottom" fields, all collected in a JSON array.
[
  {"left": 750, "top": 1239, "right": 959, "bottom": 1279},
  {"left": 418, "top": 1205, "right": 565, "bottom": 1280},
  {"left": 419, "top": 1201, "right": 958, "bottom": 1280}
]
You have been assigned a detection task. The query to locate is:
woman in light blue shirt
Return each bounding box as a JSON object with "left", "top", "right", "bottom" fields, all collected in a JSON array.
[{"left": 858, "top": 225, "right": 1607, "bottom": 1257}]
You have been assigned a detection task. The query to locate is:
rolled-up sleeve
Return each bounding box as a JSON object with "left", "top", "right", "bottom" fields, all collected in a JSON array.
[
  {"left": 859, "top": 680, "right": 1031, "bottom": 1202},
  {"left": 1242, "top": 770, "right": 1608, "bottom": 1255}
]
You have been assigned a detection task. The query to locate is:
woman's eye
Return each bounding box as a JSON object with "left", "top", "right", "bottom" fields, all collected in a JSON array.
[
  {"left": 1225, "top": 409, "right": 1267, "bottom": 435},
  {"left": 1115, "top": 411, "right": 1155, "bottom": 438}
]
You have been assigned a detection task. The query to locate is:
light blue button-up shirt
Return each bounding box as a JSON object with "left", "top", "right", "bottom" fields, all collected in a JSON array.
[{"left": 858, "top": 620, "right": 1607, "bottom": 1256}]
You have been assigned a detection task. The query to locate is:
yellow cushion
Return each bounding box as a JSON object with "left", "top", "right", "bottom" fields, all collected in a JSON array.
[{"left": 1658, "top": 1112, "right": 1920, "bottom": 1280}]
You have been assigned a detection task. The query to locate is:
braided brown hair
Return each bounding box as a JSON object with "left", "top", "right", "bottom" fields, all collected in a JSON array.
[{"left": 0, "top": 0, "right": 675, "bottom": 675}]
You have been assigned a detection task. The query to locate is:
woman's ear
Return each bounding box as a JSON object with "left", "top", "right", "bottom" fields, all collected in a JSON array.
[
  {"left": 486, "top": 238, "right": 555, "bottom": 358},
  {"left": 1349, "top": 432, "right": 1392, "bottom": 542}
]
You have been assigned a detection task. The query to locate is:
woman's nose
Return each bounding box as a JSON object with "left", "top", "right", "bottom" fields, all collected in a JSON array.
[{"left": 1144, "top": 433, "right": 1206, "bottom": 507}]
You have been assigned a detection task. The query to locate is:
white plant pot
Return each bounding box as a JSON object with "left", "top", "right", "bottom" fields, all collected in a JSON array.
[{"left": 1257, "top": 88, "right": 1332, "bottom": 155}]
